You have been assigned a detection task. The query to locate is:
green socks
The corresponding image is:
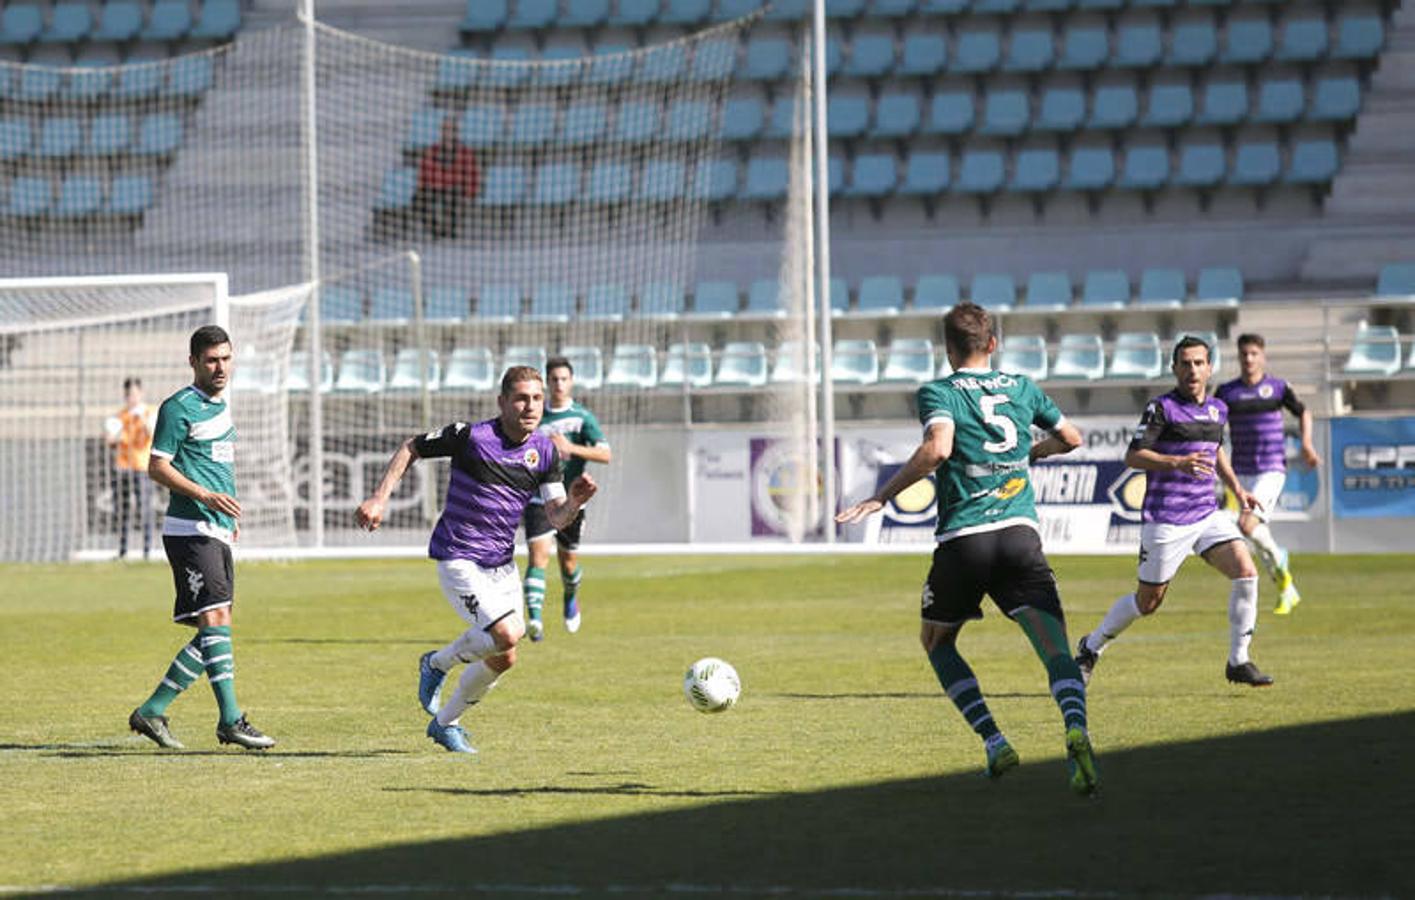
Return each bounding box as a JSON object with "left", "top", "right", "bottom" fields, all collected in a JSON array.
[
  {"left": 927, "top": 642, "right": 1001, "bottom": 741},
  {"left": 524, "top": 566, "right": 546, "bottom": 621},
  {"left": 137, "top": 637, "right": 203, "bottom": 718},
  {"left": 564, "top": 564, "right": 581, "bottom": 605},
  {"left": 198, "top": 625, "right": 242, "bottom": 727},
  {"left": 1016, "top": 608, "right": 1089, "bottom": 732}
]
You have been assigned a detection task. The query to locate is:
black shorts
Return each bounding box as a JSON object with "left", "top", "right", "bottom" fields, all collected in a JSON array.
[
  {"left": 521, "top": 503, "right": 586, "bottom": 551},
  {"left": 163, "top": 535, "right": 234, "bottom": 623},
  {"left": 922, "top": 525, "right": 1062, "bottom": 626}
]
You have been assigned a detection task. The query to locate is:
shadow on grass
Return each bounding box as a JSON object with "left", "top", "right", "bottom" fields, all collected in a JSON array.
[
  {"left": 74, "top": 712, "right": 1413, "bottom": 897},
  {"left": 0, "top": 743, "right": 412, "bottom": 759},
  {"left": 776, "top": 691, "right": 1047, "bottom": 700}
]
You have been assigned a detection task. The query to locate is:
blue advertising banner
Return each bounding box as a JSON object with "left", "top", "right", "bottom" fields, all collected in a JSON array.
[{"left": 1331, "top": 417, "right": 1415, "bottom": 519}]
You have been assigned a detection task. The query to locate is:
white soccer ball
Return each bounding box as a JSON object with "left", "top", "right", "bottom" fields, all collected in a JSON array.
[{"left": 683, "top": 657, "right": 741, "bottom": 713}]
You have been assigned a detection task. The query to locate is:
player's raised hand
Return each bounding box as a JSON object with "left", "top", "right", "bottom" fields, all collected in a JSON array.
[
  {"left": 1175, "top": 452, "right": 1214, "bottom": 478},
  {"left": 835, "top": 498, "right": 885, "bottom": 524},
  {"left": 356, "top": 497, "right": 385, "bottom": 532},
  {"left": 569, "top": 474, "right": 598, "bottom": 505},
  {"left": 202, "top": 490, "right": 242, "bottom": 519}
]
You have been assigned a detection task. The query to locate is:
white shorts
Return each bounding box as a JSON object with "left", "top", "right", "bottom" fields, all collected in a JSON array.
[
  {"left": 436, "top": 559, "right": 524, "bottom": 631},
  {"left": 1137, "top": 510, "right": 1245, "bottom": 585},
  {"left": 1238, "top": 471, "right": 1286, "bottom": 520}
]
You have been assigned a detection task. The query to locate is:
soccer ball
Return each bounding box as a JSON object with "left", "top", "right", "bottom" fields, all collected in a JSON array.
[{"left": 683, "top": 657, "right": 741, "bottom": 713}]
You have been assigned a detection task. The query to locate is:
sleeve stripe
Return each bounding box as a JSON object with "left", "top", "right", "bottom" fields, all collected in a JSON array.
[
  {"left": 150, "top": 448, "right": 174, "bottom": 460},
  {"left": 922, "top": 412, "right": 953, "bottom": 427}
]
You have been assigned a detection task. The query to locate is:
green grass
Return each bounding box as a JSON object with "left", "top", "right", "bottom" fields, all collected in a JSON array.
[{"left": 2, "top": 553, "right": 1412, "bottom": 897}]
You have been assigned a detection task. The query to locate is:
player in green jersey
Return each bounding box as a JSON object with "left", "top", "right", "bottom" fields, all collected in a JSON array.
[
  {"left": 837, "top": 302, "right": 1097, "bottom": 795},
  {"left": 520, "top": 357, "right": 611, "bottom": 640},
  {"left": 127, "top": 325, "right": 275, "bottom": 751}
]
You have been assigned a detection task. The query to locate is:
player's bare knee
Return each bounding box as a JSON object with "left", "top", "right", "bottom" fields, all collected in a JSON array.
[
  {"left": 1136, "top": 586, "right": 1166, "bottom": 614},
  {"left": 486, "top": 649, "right": 515, "bottom": 672}
]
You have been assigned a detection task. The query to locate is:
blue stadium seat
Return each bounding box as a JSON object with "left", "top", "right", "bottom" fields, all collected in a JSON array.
[
  {"left": 874, "top": 92, "right": 921, "bottom": 137},
  {"left": 1058, "top": 24, "right": 1109, "bottom": 70},
  {"left": 913, "top": 274, "right": 960, "bottom": 311},
  {"left": 1113, "top": 18, "right": 1163, "bottom": 68},
  {"left": 191, "top": 0, "right": 242, "bottom": 40},
  {"left": 1376, "top": 263, "right": 1415, "bottom": 299},
  {"left": 603, "top": 344, "right": 658, "bottom": 389},
  {"left": 441, "top": 348, "right": 494, "bottom": 392},
  {"left": 832, "top": 339, "right": 879, "bottom": 386},
  {"left": 846, "top": 154, "right": 898, "bottom": 197},
  {"left": 425, "top": 287, "right": 470, "bottom": 322},
  {"left": 970, "top": 274, "right": 1016, "bottom": 311},
  {"left": 527, "top": 285, "right": 576, "bottom": 322},
  {"left": 459, "top": 105, "right": 504, "bottom": 148},
  {"left": 827, "top": 0, "right": 869, "bottom": 15},
  {"left": 0, "top": 4, "right": 42, "bottom": 45},
  {"left": 584, "top": 284, "right": 630, "bottom": 320},
  {"left": 957, "top": 150, "right": 1005, "bottom": 193},
  {"left": 1196, "top": 79, "right": 1247, "bottom": 126},
  {"left": 1137, "top": 269, "right": 1185, "bottom": 307},
  {"left": 638, "top": 43, "right": 688, "bottom": 84},
  {"left": 86, "top": 114, "right": 130, "bottom": 156},
  {"left": 1230, "top": 140, "right": 1280, "bottom": 186},
  {"left": 609, "top": 0, "right": 659, "bottom": 26},
  {"left": 720, "top": 96, "right": 765, "bottom": 141},
  {"left": 952, "top": 28, "right": 1002, "bottom": 73},
  {"left": 1081, "top": 270, "right": 1130, "bottom": 308},
  {"left": 1175, "top": 140, "right": 1226, "bottom": 187},
  {"left": 660, "top": 342, "right": 714, "bottom": 389},
  {"left": 981, "top": 90, "right": 1029, "bottom": 137},
  {"left": 370, "top": 288, "right": 412, "bottom": 323},
  {"left": 55, "top": 176, "right": 103, "bottom": 218},
  {"left": 1107, "top": 332, "right": 1165, "bottom": 380},
  {"left": 744, "top": 37, "right": 792, "bottom": 81},
  {"left": 480, "top": 165, "right": 527, "bottom": 206},
  {"left": 166, "top": 55, "right": 214, "bottom": 100},
  {"left": 373, "top": 166, "right": 416, "bottom": 214},
  {"left": 8, "top": 176, "right": 50, "bottom": 217},
  {"left": 974, "top": 0, "right": 1020, "bottom": 8},
  {"left": 1168, "top": 16, "right": 1218, "bottom": 66},
  {"left": 616, "top": 100, "right": 661, "bottom": 143},
  {"left": 1066, "top": 145, "right": 1115, "bottom": 190},
  {"left": 1050, "top": 334, "right": 1105, "bottom": 380},
  {"left": 1255, "top": 76, "right": 1305, "bottom": 124},
  {"left": 533, "top": 163, "right": 580, "bottom": 206},
  {"left": 925, "top": 90, "right": 975, "bottom": 134},
  {"left": 857, "top": 276, "right": 904, "bottom": 314},
  {"left": 477, "top": 285, "right": 522, "bottom": 320},
  {"left": 588, "top": 161, "right": 632, "bottom": 203},
  {"left": 1118, "top": 144, "right": 1169, "bottom": 189},
  {"left": 666, "top": 99, "right": 712, "bottom": 141},
  {"left": 1037, "top": 85, "right": 1086, "bottom": 131},
  {"left": 639, "top": 282, "right": 686, "bottom": 317},
  {"left": 1077, "top": 0, "right": 1123, "bottom": 8},
  {"left": 898, "top": 32, "right": 947, "bottom": 76},
  {"left": 1221, "top": 15, "right": 1272, "bottom": 65},
  {"left": 93, "top": 2, "right": 143, "bottom": 42},
  {"left": 1194, "top": 267, "right": 1243, "bottom": 306},
  {"left": 64, "top": 56, "right": 115, "bottom": 101},
  {"left": 144, "top": 0, "right": 193, "bottom": 41},
  {"left": 917, "top": 0, "right": 967, "bottom": 11},
  {"left": 1005, "top": 27, "right": 1054, "bottom": 72},
  {"left": 509, "top": 0, "right": 558, "bottom": 29},
  {"left": 1024, "top": 0, "right": 1072, "bottom": 9},
  {"left": 691, "top": 39, "right": 738, "bottom": 81},
  {"left": 829, "top": 155, "right": 845, "bottom": 195},
  {"left": 742, "top": 156, "right": 789, "bottom": 200},
  {"left": 871, "top": 0, "right": 917, "bottom": 17},
  {"left": 1011, "top": 147, "right": 1060, "bottom": 192},
  {"left": 1089, "top": 83, "right": 1139, "bottom": 129},
  {"left": 1276, "top": 13, "right": 1329, "bottom": 63},
  {"left": 824, "top": 34, "right": 845, "bottom": 76},
  {"left": 900, "top": 151, "right": 949, "bottom": 194},
  {"left": 828, "top": 93, "right": 871, "bottom": 138},
  {"left": 0, "top": 119, "right": 31, "bottom": 161},
  {"left": 997, "top": 334, "right": 1048, "bottom": 381},
  {"left": 485, "top": 45, "right": 532, "bottom": 88},
  {"left": 639, "top": 160, "right": 686, "bottom": 202},
  {"left": 1335, "top": 13, "right": 1384, "bottom": 60},
  {"left": 432, "top": 49, "right": 477, "bottom": 93},
  {"left": 386, "top": 349, "right": 441, "bottom": 393},
  {"left": 1142, "top": 82, "right": 1194, "bottom": 127},
  {"left": 1024, "top": 272, "right": 1072, "bottom": 310},
  {"left": 42, "top": 2, "right": 93, "bottom": 43},
  {"left": 561, "top": 102, "right": 608, "bottom": 145},
  {"left": 846, "top": 32, "right": 896, "bottom": 78},
  {"left": 692, "top": 281, "right": 740, "bottom": 317},
  {"left": 18, "top": 67, "right": 61, "bottom": 103},
  {"left": 693, "top": 158, "right": 739, "bottom": 202},
  {"left": 880, "top": 338, "right": 936, "bottom": 384},
  {"left": 716, "top": 341, "right": 770, "bottom": 388},
  {"left": 1285, "top": 138, "right": 1339, "bottom": 183},
  {"left": 746, "top": 280, "right": 786, "bottom": 317},
  {"left": 1344, "top": 324, "right": 1402, "bottom": 376},
  {"left": 108, "top": 174, "right": 153, "bottom": 217},
  {"left": 404, "top": 107, "right": 446, "bottom": 152},
  {"left": 716, "top": 0, "right": 765, "bottom": 19},
  {"left": 36, "top": 118, "right": 81, "bottom": 159},
  {"left": 537, "top": 40, "right": 588, "bottom": 87},
  {"left": 1311, "top": 75, "right": 1361, "bottom": 121},
  {"left": 117, "top": 61, "right": 164, "bottom": 100},
  {"left": 564, "top": 0, "right": 612, "bottom": 27},
  {"left": 660, "top": 0, "right": 711, "bottom": 24},
  {"left": 586, "top": 43, "right": 634, "bottom": 84},
  {"left": 503, "top": 345, "right": 548, "bottom": 374},
  {"left": 334, "top": 350, "right": 389, "bottom": 393},
  {"left": 831, "top": 278, "right": 851, "bottom": 316}
]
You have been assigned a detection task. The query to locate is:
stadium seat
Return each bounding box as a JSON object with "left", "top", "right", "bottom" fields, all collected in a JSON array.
[
  {"left": 1196, "top": 79, "right": 1248, "bottom": 126},
  {"left": 1168, "top": 16, "right": 1218, "bottom": 66},
  {"left": 1175, "top": 140, "right": 1226, "bottom": 188},
  {"left": 918, "top": 0, "right": 967, "bottom": 11},
  {"left": 660, "top": 0, "right": 711, "bottom": 24},
  {"left": 742, "top": 156, "right": 789, "bottom": 201},
  {"left": 1376, "top": 263, "right": 1415, "bottom": 299},
  {"left": 716, "top": 0, "right": 764, "bottom": 19},
  {"left": 425, "top": 286, "right": 469, "bottom": 322},
  {"left": 1113, "top": 18, "right": 1163, "bottom": 68},
  {"left": 485, "top": 45, "right": 532, "bottom": 88},
  {"left": 165, "top": 55, "right": 214, "bottom": 100},
  {"left": 660, "top": 342, "right": 713, "bottom": 389},
  {"left": 1285, "top": 138, "right": 1340, "bottom": 184},
  {"left": 880, "top": 338, "right": 935, "bottom": 384},
  {"left": 0, "top": 4, "right": 42, "bottom": 45},
  {"left": 826, "top": 0, "right": 869, "bottom": 16},
  {"left": 509, "top": 0, "right": 558, "bottom": 29},
  {"left": 637, "top": 43, "right": 688, "bottom": 84},
  {"left": 1343, "top": 323, "right": 1402, "bottom": 376},
  {"left": 477, "top": 285, "right": 522, "bottom": 320},
  {"left": 832, "top": 339, "right": 879, "bottom": 385},
  {"left": 563, "top": 0, "right": 611, "bottom": 27},
  {"left": 144, "top": 0, "right": 193, "bottom": 41},
  {"left": 1020, "top": 272, "right": 1070, "bottom": 311},
  {"left": 18, "top": 67, "right": 61, "bottom": 103},
  {"left": 900, "top": 151, "right": 949, "bottom": 195},
  {"left": 764, "top": 96, "right": 798, "bottom": 140},
  {"left": 586, "top": 43, "right": 634, "bottom": 85},
  {"left": 770, "top": 341, "right": 818, "bottom": 384},
  {"left": 1090, "top": 83, "right": 1139, "bottom": 129},
  {"left": 828, "top": 278, "right": 850, "bottom": 316},
  {"left": 827, "top": 93, "right": 871, "bottom": 138},
  {"left": 502, "top": 344, "right": 548, "bottom": 374},
  {"left": 1276, "top": 13, "right": 1328, "bottom": 63},
  {"left": 561, "top": 346, "right": 604, "bottom": 391},
  {"left": 1230, "top": 140, "right": 1281, "bottom": 186},
  {"left": 528, "top": 285, "right": 576, "bottom": 322},
  {"left": 1118, "top": 144, "right": 1169, "bottom": 190},
  {"left": 997, "top": 334, "right": 1048, "bottom": 380},
  {"left": 604, "top": 344, "right": 659, "bottom": 390},
  {"left": 913, "top": 274, "right": 960, "bottom": 311},
  {"left": 1005, "top": 27, "right": 1054, "bottom": 73},
  {"left": 981, "top": 90, "right": 1029, "bottom": 137},
  {"left": 1137, "top": 269, "right": 1186, "bottom": 307},
  {"left": 533, "top": 162, "right": 580, "bottom": 206},
  {"left": 287, "top": 351, "right": 335, "bottom": 393},
  {"left": 616, "top": 100, "right": 662, "bottom": 143},
  {"left": 957, "top": 150, "right": 1005, "bottom": 193},
  {"left": 926, "top": 90, "right": 975, "bottom": 135},
  {"left": 509, "top": 104, "right": 556, "bottom": 147},
  {"left": 108, "top": 175, "right": 153, "bottom": 218},
  {"left": 373, "top": 166, "right": 416, "bottom": 216},
  {"left": 691, "top": 281, "right": 739, "bottom": 317},
  {"left": 1221, "top": 15, "right": 1272, "bottom": 65},
  {"left": 584, "top": 284, "right": 630, "bottom": 320},
  {"left": 715, "top": 341, "right": 769, "bottom": 388},
  {"left": 93, "top": 2, "right": 143, "bottom": 42},
  {"left": 65, "top": 55, "right": 116, "bottom": 102},
  {"left": 0, "top": 119, "right": 31, "bottom": 162},
  {"left": 846, "top": 32, "right": 896, "bottom": 78},
  {"left": 367, "top": 288, "right": 411, "bottom": 323},
  {"left": 117, "top": 61, "right": 164, "bottom": 101},
  {"left": 720, "top": 96, "right": 765, "bottom": 141},
  {"left": 42, "top": 2, "right": 93, "bottom": 43},
  {"left": 1080, "top": 270, "right": 1130, "bottom": 308},
  {"left": 874, "top": 92, "right": 921, "bottom": 138},
  {"left": 690, "top": 38, "right": 738, "bottom": 81},
  {"left": 1050, "top": 334, "right": 1105, "bottom": 380},
  {"left": 608, "top": 0, "right": 659, "bottom": 27},
  {"left": 1255, "top": 76, "right": 1305, "bottom": 125},
  {"left": 1311, "top": 75, "right": 1361, "bottom": 121},
  {"left": 333, "top": 350, "right": 386, "bottom": 394},
  {"left": 693, "top": 158, "right": 739, "bottom": 202},
  {"left": 561, "top": 102, "right": 608, "bottom": 146},
  {"left": 1058, "top": 24, "right": 1109, "bottom": 71},
  {"left": 1066, "top": 145, "right": 1115, "bottom": 190},
  {"left": 1174, "top": 330, "right": 1220, "bottom": 374},
  {"left": 639, "top": 160, "right": 686, "bottom": 202},
  {"left": 55, "top": 176, "right": 103, "bottom": 218},
  {"left": 231, "top": 349, "right": 279, "bottom": 394},
  {"left": 7, "top": 176, "right": 50, "bottom": 217},
  {"left": 320, "top": 285, "right": 363, "bottom": 323},
  {"left": 857, "top": 276, "right": 904, "bottom": 315},
  {"left": 1011, "top": 148, "right": 1061, "bottom": 192},
  {"left": 1037, "top": 84, "right": 1086, "bottom": 132},
  {"left": 442, "top": 347, "right": 496, "bottom": 392},
  {"left": 640, "top": 282, "right": 686, "bottom": 317},
  {"left": 1193, "top": 267, "right": 1243, "bottom": 306},
  {"left": 191, "top": 0, "right": 242, "bottom": 40},
  {"left": 1141, "top": 82, "right": 1194, "bottom": 128},
  {"left": 898, "top": 32, "right": 947, "bottom": 76},
  {"left": 847, "top": 154, "right": 898, "bottom": 197},
  {"left": 587, "top": 161, "right": 632, "bottom": 204},
  {"left": 462, "top": 0, "right": 508, "bottom": 30},
  {"left": 541, "top": 42, "right": 592, "bottom": 87},
  {"left": 480, "top": 165, "right": 527, "bottom": 206},
  {"left": 1107, "top": 332, "right": 1164, "bottom": 380},
  {"left": 970, "top": 274, "right": 1015, "bottom": 311},
  {"left": 36, "top": 118, "right": 81, "bottom": 160},
  {"left": 1335, "top": 13, "right": 1384, "bottom": 60},
  {"left": 871, "top": 0, "right": 917, "bottom": 17},
  {"left": 743, "top": 37, "right": 792, "bottom": 81},
  {"left": 952, "top": 28, "right": 1002, "bottom": 74},
  {"left": 1077, "top": 0, "right": 1122, "bottom": 9},
  {"left": 387, "top": 349, "right": 440, "bottom": 393},
  {"left": 404, "top": 108, "right": 447, "bottom": 152},
  {"left": 745, "top": 280, "right": 786, "bottom": 317}
]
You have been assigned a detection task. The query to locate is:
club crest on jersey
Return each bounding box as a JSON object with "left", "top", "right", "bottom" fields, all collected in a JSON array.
[
  {"left": 1207, "top": 405, "right": 1220, "bottom": 422},
  {"left": 1258, "top": 384, "right": 1274, "bottom": 399},
  {"left": 523, "top": 448, "right": 540, "bottom": 468}
]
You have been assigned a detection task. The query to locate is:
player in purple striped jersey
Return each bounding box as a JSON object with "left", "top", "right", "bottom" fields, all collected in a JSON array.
[
  {"left": 1215, "top": 334, "right": 1322, "bottom": 615},
  {"left": 356, "top": 366, "right": 598, "bottom": 753},
  {"left": 1076, "top": 337, "right": 1275, "bottom": 687}
]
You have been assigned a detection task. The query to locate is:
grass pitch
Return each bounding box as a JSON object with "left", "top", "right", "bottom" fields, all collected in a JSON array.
[{"left": 1, "top": 552, "right": 1412, "bottom": 897}]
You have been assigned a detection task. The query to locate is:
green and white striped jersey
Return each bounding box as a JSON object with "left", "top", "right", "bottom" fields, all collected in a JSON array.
[
  {"left": 151, "top": 384, "right": 237, "bottom": 543},
  {"left": 917, "top": 368, "right": 1063, "bottom": 543},
  {"left": 537, "top": 400, "right": 607, "bottom": 485}
]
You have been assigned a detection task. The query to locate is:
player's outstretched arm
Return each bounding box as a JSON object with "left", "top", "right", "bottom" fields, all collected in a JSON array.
[
  {"left": 547, "top": 474, "right": 597, "bottom": 531},
  {"left": 549, "top": 431, "right": 612, "bottom": 465},
  {"left": 149, "top": 455, "right": 241, "bottom": 519},
  {"left": 357, "top": 437, "right": 419, "bottom": 532},
  {"left": 836, "top": 423, "right": 952, "bottom": 524},
  {"left": 1030, "top": 421, "right": 1083, "bottom": 462}
]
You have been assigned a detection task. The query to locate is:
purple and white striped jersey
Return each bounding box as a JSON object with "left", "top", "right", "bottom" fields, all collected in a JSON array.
[
  {"left": 1130, "top": 390, "right": 1228, "bottom": 525},
  {"left": 414, "top": 419, "right": 563, "bottom": 567},
  {"left": 1215, "top": 375, "right": 1305, "bottom": 475}
]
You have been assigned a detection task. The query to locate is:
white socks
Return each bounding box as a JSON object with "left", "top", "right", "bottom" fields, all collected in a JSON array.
[
  {"left": 1086, "top": 593, "right": 1142, "bottom": 655},
  {"left": 435, "top": 661, "right": 500, "bottom": 726},
  {"left": 432, "top": 625, "right": 498, "bottom": 670},
  {"left": 1247, "top": 523, "right": 1284, "bottom": 580},
  {"left": 1228, "top": 576, "right": 1259, "bottom": 665}
]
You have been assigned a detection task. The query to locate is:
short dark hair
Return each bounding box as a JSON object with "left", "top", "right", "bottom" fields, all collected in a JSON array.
[
  {"left": 500, "top": 365, "right": 543, "bottom": 396},
  {"left": 1172, "top": 335, "right": 1211, "bottom": 365},
  {"left": 122, "top": 376, "right": 142, "bottom": 391},
  {"left": 545, "top": 356, "right": 573, "bottom": 377},
  {"left": 189, "top": 325, "right": 231, "bottom": 358},
  {"left": 943, "top": 301, "right": 995, "bottom": 358},
  {"left": 1236, "top": 333, "right": 1265, "bottom": 351}
]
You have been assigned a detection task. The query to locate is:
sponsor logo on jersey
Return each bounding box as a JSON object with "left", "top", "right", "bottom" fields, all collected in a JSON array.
[{"left": 993, "top": 476, "right": 1026, "bottom": 501}]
